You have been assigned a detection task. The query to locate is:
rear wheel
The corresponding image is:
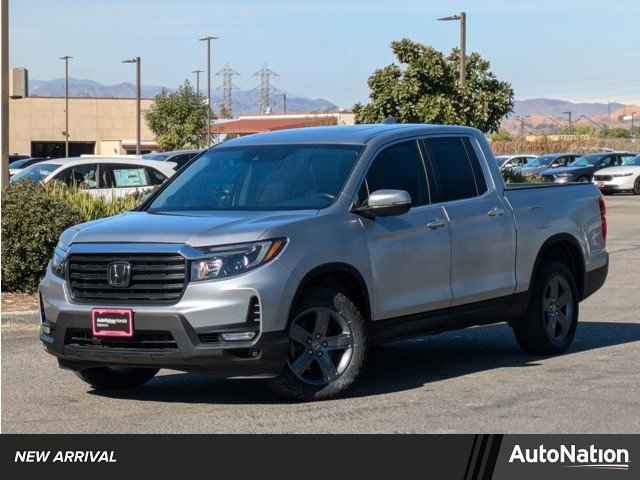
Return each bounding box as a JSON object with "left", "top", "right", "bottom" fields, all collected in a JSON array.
[
  {"left": 269, "top": 288, "right": 367, "bottom": 401},
  {"left": 513, "top": 261, "right": 578, "bottom": 355},
  {"left": 634, "top": 177, "right": 640, "bottom": 195},
  {"left": 75, "top": 366, "right": 159, "bottom": 390},
  {"left": 577, "top": 176, "right": 590, "bottom": 183}
]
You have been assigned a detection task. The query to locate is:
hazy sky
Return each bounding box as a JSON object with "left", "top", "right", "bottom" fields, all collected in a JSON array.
[{"left": 10, "top": 0, "right": 640, "bottom": 107}]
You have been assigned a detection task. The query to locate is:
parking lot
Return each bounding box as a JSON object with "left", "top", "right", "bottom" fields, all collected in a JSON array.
[{"left": 2, "top": 194, "right": 639, "bottom": 433}]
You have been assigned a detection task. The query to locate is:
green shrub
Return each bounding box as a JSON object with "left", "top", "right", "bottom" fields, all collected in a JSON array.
[
  {"left": 2, "top": 182, "right": 83, "bottom": 293},
  {"left": 2, "top": 182, "right": 144, "bottom": 293}
]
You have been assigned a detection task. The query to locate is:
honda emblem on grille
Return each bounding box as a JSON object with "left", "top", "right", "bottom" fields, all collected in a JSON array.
[{"left": 107, "top": 261, "right": 132, "bottom": 287}]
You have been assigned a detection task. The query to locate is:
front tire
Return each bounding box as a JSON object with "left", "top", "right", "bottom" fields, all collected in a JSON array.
[
  {"left": 634, "top": 177, "right": 640, "bottom": 195},
  {"left": 75, "top": 366, "right": 159, "bottom": 390},
  {"left": 577, "top": 176, "right": 590, "bottom": 183},
  {"left": 513, "top": 261, "right": 579, "bottom": 356},
  {"left": 269, "top": 288, "right": 367, "bottom": 401}
]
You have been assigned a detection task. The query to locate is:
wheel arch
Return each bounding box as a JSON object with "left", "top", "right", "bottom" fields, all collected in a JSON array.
[
  {"left": 530, "top": 233, "right": 586, "bottom": 300},
  {"left": 288, "top": 262, "right": 372, "bottom": 324}
]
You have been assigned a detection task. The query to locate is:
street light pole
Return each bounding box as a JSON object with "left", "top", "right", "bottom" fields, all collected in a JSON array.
[
  {"left": 563, "top": 111, "right": 573, "bottom": 135},
  {"left": 438, "top": 11, "right": 466, "bottom": 88},
  {"left": 60, "top": 56, "right": 72, "bottom": 157},
  {"left": 122, "top": 56, "right": 141, "bottom": 155},
  {"left": 283, "top": 93, "right": 287, "bottom": 114},
  {"left": 192, "top": 69, "right": 203, "bottom": 97},
  {"left": 199, "top": 35, "right": 218, "bottom": 146}
]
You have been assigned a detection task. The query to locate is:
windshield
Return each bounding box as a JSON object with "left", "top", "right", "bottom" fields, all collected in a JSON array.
[
  {"left": 570, "top": 154, "right": 602, "bottom": 167},
  {"left": 495, "top": 156, "right": 509, "bottom": 166},
  {"left": 9, "top": 158, "right": 33, "bottom": 169},
  {"left": 148, "top": 144, "right": 362, "bottom": 211},
  {"left": 143, "top": 152, "right": 171, "bottom": 161},
  {"left": 526, "top": 155, "right": 556, "bottom": 167},
  {"left": 10, "top": 163, "right": 60, "bottom": 183}
]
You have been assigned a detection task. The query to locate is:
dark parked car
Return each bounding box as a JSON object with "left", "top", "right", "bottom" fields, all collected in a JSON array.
[
  {"left": 540, "top": 152, "right": 636, "bottom": 183},
  {"left": 9, "top": 154, "right": 30, "bottom": 165},
  {"left": 142, "top": 149, "right": 203, "bottom": 169},
  {"left": 8, "top": 157, "right": 46, "bottom": 176},
  {"left": 519, "top": 153, "right": 578, "bottom": 177}
]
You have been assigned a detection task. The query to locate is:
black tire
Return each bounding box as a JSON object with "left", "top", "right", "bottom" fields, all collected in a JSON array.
[
  {"left": 75, "top": 366, "right": 159, "bottom": 390},
  {"left": 577, "top": 176, "right": 590, "bottom": 183},
  {"left": 634, "top": 177, "right": 640, "bottom": 195},
  {"left": 513, "top": 261, "right": 579, "bottom": 356},
  {"left": 269, "top": 288, "right": 367, "bottom": 401}
]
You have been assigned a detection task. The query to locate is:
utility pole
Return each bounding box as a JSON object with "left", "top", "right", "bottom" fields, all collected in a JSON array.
[
  {"left": 192, "top": 69, "right": 203, "bottom": 97},
  {"left": 632, "top": 113, "right": 636, "bottom": 138},
  {"left": 563, "top": 111, "right": 573, "bottom": 135},
  {"left": 122, "top": 56, "right": 141, "bottom": 155},
  {"left": 216, "top": 63, "right": 239, "bottom": 118},
  {"left": 515, "top": 116, "right": 528, "bottom": 138},
  {"left": 1, "top": 0, "right": 9, "bottom": 188},
  {"left": 283, "top": 93, "right": 287, "bottom": 114},
  {"left": 199, "top": 35, "right": 218, "bottom": 146},
  {"left": 60, "top": 56, "right": 72, "bottom": 157},
  {"left": 254, "top": 65, "right": 279, "bottom": 114},
  {"left": 438, "top": 11, "right": 466, "bottom": 87}
]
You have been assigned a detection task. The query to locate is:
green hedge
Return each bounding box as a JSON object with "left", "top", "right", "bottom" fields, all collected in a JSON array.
[{"left": 1, "top": 183, "right": 142, "bottom": 293}]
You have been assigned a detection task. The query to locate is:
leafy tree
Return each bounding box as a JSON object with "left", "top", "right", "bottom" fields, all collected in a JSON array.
[
  {"left": 353, "top": 39, "right": 514, "bottom": 133},
  {"left": 600, "top": 127, "right": 631, "bottom": 139},
  {"left": 490, "top": 130, "right": 513, "bottom": 142},
  {"left": 219, "top": 104, "right": 232, "bottom": 119},
  {"left": 145, "top": 81, "right": 209, "bottom": 150}
]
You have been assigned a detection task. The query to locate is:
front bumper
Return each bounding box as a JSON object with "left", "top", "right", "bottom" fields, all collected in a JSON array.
[
  {"left": 40, "top": 309, "right": 288, "bottom": 378},
  {"left": 594, "top": 177, "right": 635, "bottom": 192}
]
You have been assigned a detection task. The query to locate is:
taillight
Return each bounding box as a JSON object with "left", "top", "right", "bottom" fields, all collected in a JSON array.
[{"left": 599, "top": 196, "right": 607, "bottom": 243}]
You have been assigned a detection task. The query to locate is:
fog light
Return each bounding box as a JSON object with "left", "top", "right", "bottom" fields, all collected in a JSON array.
[{"left": 221, "top": 331, "right": 257, "bottom": 341}]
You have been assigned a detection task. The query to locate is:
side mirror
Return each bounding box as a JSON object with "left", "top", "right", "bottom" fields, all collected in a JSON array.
[{"left": 353, "top": 189, "right": 412, "bottom": 218}]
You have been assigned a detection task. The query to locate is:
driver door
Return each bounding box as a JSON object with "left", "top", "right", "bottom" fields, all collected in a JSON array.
[{"left": 358, "top": 140, "right": 452, "bottom": 320}]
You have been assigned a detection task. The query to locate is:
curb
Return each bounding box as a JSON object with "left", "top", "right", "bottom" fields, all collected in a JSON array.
[{"left": 1, "top": 310, "right": 40, "bottom": 326}]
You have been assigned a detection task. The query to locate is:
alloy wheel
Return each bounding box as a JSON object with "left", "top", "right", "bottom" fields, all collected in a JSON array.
[
  {"left": 542, "top": 275, "right": 574, "bottom": 342},
  {"left": 287, "top": 307, "right": 354, "bottom": 386}
]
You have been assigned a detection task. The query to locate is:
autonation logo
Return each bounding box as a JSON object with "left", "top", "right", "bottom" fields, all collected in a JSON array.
[{"left": 509, "top": 444, "right": 630, "bottom": 471}]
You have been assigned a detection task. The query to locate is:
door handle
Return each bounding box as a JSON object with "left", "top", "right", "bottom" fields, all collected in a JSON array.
[
  {"left": 488, "top": 207, "right": 505, "bottom": 217},
  {"left": 427, "top": 219, "right": 446, "bottom": 230}
]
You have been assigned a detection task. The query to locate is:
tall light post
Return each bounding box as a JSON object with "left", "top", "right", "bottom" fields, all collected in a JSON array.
[
  {"left": 60, "top": 56, "right": 72, "bottom": 157},
  {"left": 122, "top": 56, "right": 141, "bottom": 155},
  {"left": 192, "top": 69, "right": 203, "bottom": 97},
  {"left": 563, "top": 111, "right": 573, "bottom": 135},
  {"left": 199, "top": 35, "right": 218, "bottom": 146},
  {"left": 437, "top": 11, "right": 466, "bottom": 87}
]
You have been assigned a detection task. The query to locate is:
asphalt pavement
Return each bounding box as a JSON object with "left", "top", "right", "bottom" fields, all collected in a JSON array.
[{"left": 2, "top": 195, "right": 639, "bottom": 433}]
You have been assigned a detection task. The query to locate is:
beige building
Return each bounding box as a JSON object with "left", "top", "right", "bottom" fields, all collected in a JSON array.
[{"left": 9, "top": 95, "right": 158, "bottom": 157}]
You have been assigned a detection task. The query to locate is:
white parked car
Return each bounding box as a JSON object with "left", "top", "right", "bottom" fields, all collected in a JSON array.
[
  {"left": 10, "top": 157, "right": 176, "bottom": 199},
  {"left": 495, "top": 154, "right": 538, "bottom": 171},
  {"left": 593, "top": 154, "right": 640, "bottom": 195}
]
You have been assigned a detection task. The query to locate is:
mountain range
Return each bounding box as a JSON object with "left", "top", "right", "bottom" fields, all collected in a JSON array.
[{"left": 28, "top": 78, "right": 338, "bottom": 115}]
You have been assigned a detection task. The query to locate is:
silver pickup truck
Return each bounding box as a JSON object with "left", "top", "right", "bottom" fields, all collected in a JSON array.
[{"left": 39, "top": 124, "right": 609, "bottom": 401}]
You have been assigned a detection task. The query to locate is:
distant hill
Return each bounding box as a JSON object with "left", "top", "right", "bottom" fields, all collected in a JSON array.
[
  {"left": 513, "top": 98, "right": 626, "bottom": 118},
  {"left": 28, "top": 78, "right": 339, "bottom": 115}
]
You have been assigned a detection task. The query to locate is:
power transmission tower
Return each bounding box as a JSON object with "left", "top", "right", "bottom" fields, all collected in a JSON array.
[
  {"left": 216, "top": 63, "right": 239, "bottom": 117},
  {"left": 254, "top": 65, "right": 279, "bottom": 114}
]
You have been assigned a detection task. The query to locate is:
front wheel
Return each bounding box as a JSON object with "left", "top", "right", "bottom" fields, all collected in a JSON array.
[
  {"left": 74, "top": 366, "right": 159, "bottom": 390},
  {"left": 577, "top": 176, "right": 590, "bottom": 183},
  {"left": 513, "top": 262, "right": 579, "bottom": 356},
  {"left": 269, "top": 288, "right": 367, "bottom": 401},
  {"left": 634, "top": 177, "right": 640, "bottom": 195}
]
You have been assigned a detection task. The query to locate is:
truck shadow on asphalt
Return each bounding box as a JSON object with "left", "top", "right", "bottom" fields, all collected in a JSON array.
[{"left": 91, "top": 321, "right": 640, "bottom": 404}]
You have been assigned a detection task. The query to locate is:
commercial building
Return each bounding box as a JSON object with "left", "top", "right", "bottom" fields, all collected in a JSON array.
[{"left": 210, "top": 112, "right": 355, "bottom": 136}]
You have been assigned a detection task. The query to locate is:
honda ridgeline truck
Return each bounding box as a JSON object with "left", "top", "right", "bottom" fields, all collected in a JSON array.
[{"left": 39, "top": 124, "right": 609, "bottom": 400}]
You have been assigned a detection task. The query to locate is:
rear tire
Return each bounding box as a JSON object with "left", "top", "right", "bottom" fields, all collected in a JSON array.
[
  {"left": 513, "top": 261, "right": 579, "bottom": 356},
  {"left": 577, "top": 176, "right": 590, "bottom": 183},
  {"left": 269, "top": 288, "right": 367, "bottom": 401},
  {"left": 75, "top": 366, "right": 159, "bottom": 390}
]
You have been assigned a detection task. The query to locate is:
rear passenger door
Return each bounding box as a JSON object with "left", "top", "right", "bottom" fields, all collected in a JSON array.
[
  {"left": 420, "top": 136, "right": 516, "bottom": 306},
  {"left": 99, "top": 164, "right": 157, "bottom": 199},
  {"left": 359, "top": 139, "right": 452, "bottom": 320}
]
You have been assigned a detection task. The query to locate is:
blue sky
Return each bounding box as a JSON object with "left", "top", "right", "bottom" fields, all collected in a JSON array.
[{"left": 10, "top": 0, "right": 640, "bottom": 107}]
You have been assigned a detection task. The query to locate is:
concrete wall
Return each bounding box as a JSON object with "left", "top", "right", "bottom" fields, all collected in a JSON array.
[{"left": 9, "top": 96, "right": 156, "bottom": 155}]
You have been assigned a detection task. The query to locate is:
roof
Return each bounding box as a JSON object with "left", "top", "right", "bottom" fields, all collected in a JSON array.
[
  {"left": 210, "top": 116, "right": 338, "bottom": 135},
  {"left": 220, "top": 124, "right": 480, "bottom": 147}
]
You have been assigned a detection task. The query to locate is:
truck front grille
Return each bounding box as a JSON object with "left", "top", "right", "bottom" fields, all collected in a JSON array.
[
  {"left": 65, "top": 328, "right": 178, "bottom": 350},
  {"left": 67, "top": 253, "right": 187, "bottom": 304}
]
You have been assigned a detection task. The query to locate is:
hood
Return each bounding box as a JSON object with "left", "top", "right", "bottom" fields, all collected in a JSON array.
[
  {"left": 68, "top": 210, "right": 318, "bottom": 247},
  {"left": 596, "top": 166, "right": 640, "bottom": 175},
  {"left": 541, "top": 165, "right": 589, "bottom": 176}
]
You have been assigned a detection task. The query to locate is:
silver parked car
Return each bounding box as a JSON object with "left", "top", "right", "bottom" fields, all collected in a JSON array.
[{"left": 39, "top": 124, "right": 608, "bottom": 400}]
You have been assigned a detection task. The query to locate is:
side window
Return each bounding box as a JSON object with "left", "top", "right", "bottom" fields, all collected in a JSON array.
[
  {"left": 102, "top": 164, "right": 150, "bottom": 188},
  {"left": 146, "top": 168, "right": 167, "bottom": 185},
  {"left": 462, "top": 138, "right": 487, "bottom": 195},
  {"left": 365, "top": 140, "right": 428, "bottom": 207},
  {"left": 422, "top": 137, "right": 482, "bottom": 203},
  {"left": 600, "top": 156, "right": 615, "bottom": 168},
  {"left": 58, "top": 164, "right": 97, "bottom": 189}
]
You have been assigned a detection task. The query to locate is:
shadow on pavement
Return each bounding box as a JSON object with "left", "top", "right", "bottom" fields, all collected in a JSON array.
[{"left": 91, "top": 321, "right": 640, "bottom": 404}]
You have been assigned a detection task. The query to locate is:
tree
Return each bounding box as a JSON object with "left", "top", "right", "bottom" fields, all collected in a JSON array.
[
  {"left": 490, "top": 130, "right": 513, "bottom": 142},
  {"left": 353, "top": 39, "right": 514, "bottom": 133},
  {"left": 145, "top": 81, "right": 209, "bottom": 150}
]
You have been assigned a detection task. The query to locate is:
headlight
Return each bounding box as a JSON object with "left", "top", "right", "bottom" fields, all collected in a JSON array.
[
  {"left": 51, "top": 247, "right": 67, "bottom": 278},
  {"left": 190, "top": 238, "right": 287, "bottom": 282},
  {"left": 612, "top": 173, "right": 633, "bottom": 177}
]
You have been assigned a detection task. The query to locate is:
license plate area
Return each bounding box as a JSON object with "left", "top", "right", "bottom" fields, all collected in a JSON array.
[{"left": 91, "top": 309, "right": 133, "bottom": 337}]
